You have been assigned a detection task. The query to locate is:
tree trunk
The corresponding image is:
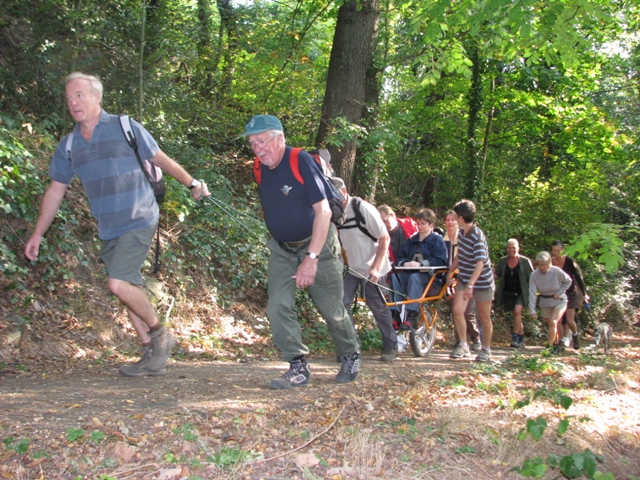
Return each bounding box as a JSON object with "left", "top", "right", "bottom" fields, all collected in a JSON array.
[
  {"left": 315, "top": 0, "right": 380, "bottom": 190},
  {"left": 214, "top": 0, "right": 238, "bottom": 101},
  {"left": 465, "top": 43, "right": 483, "bottom": 200},
  {"left": 353, "top": 58, "right": 381, "bottom": 198}
]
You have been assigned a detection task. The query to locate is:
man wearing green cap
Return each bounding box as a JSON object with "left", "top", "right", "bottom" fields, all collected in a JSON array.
[{"left": 242, "top": 114, "right": 361, "bottom": 389}]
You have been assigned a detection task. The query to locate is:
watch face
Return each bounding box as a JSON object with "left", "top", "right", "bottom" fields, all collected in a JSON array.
[{"left": 308, "top": 252, "right": 318, "bottom": 259}]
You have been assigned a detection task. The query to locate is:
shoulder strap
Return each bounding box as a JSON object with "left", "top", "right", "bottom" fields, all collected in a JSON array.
[
  {"left": 339, "top": 197, "right": 377, "bottom": 242},
  {"left": 119, "top": 115, "right": 137, "bottom": 149},
  {"left": 254, "top": 147, "right": 306, "bottom": 186},
  {"left": 65, "top": 133, "right": 74, "bottom": 162},
  {"left": 253, "top": 157, "right": 262, "bottom": 184},
  {"left": 289, "top": 148, "right": 305, "bottom": 185}
]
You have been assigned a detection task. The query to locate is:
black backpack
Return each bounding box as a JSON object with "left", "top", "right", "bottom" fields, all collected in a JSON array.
[
  {"left": 338, "top": 197, "right": 377, "bottom": 242},
  {"left": 65, "top": 115, "right": 165, "bottom": 204}
]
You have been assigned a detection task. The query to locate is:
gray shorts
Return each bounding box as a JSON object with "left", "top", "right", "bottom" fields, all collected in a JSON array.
[
  {"left": 567, "top": 290, "right": 584, "bottom": 309},
  {"left": 100, "top": 224, "right": 157, "bottom": 285},
  {"left": 503, "top": 294, "right": 524, "bottom": 312}
]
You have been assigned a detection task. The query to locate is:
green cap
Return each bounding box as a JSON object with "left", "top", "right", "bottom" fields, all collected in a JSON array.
[{"left": 241, "top": 114, "right": 283, "bottom": 137}]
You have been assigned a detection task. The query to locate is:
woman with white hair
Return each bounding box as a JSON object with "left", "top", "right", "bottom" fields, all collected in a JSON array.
[
  {"left": 494, "top": 239, "right": 534, "bottom": 348},
  {"left": 528, "top": 251, "right": 572, "bottom": 354}
]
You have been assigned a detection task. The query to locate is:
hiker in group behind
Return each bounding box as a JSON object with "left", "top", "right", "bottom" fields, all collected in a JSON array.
[
  {"left": 443, "top": 209, "right": 481, "bottom": 352},
  {"left": 24, "top": 72, "right": 210, "bottom": 377},
  {"left": 528, "top": 251, "right": 572, "bottom": 354},
  {"left": 243, "top": 114, "right": 361, "bottom": 389},
  {"left": 333, "top": 177, "right": 398, "bottom": 362},
  {"left": 391, "top": 208, "right": 448, "bottom": 331},
  {"left": 446, "top": 200, "right": 495, "bottom": 363},
  {"left": 551, "top": 240, "right": 588, "bottom": 349},
  {"left": 377, "top": 205, "right": 418, "bottom": 265},
  {"left": 494, "top": 238, "right": 534, "bottom": 349}
]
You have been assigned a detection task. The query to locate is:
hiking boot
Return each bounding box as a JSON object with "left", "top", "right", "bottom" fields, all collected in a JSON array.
[
  {"left": 572, "top": 333, "right": 580, "bottom": 350},
  {"left": 516, "top": 335, "right": 525, "bottom": 348},
  {"left": 380, "top": 349, "right": 397, "bottom": 362},
  {"left": 475, "top": 347, "right": 491, "bottom": 363},
  {"left": 270, "top": 360, "right": 310, "bottom": 390},
  {"left": 119, "top": 345, "right": 166, "bottom": 377},
  {"left": 336, "top": 352, "right": 361, "bottom": 383},
  {"left": 450, "top": 343, "right": 471, "bottom": 359},
  {"left": 551, "top": 343, "right": 564, "bottom": 355},
  {"left": 509, "top": 333, "right": 519, "bottom": 348},
  {"left": 471, "top": 338, "right": 482, "bottom": 352},
  {"left": 145, "top": 327, "right": 176, "bottom": 372}
]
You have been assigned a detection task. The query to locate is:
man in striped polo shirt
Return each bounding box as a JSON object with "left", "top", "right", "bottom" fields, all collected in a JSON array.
[
  {"left": 446, "top": 199, "right": 495, "bottom": 362},
  {"left": 24, "top": 72, "right": 209, "bottom": 377}
]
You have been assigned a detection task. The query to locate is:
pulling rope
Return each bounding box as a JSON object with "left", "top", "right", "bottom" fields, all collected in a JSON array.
[{"left": 343, "top": 265, "right": 409, "bottom": 304}]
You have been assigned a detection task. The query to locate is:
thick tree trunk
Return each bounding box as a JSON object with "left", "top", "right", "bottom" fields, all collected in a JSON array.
[
  {"left": 315, "top": 0, "right": 379, "bottom": 190},
  {"left": 353, "top": 59, "right": 381, "bottom": 198}
]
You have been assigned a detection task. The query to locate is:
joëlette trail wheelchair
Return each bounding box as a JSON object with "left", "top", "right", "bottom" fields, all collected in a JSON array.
[{"left": 350, "top": 264, "right": 453, "bottom": 358}]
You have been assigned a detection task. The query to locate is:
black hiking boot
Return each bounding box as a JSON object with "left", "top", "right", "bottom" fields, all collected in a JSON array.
[
  {"left": 270, "top": 359, "right": 311, "bottom": 390},
  {"left": 336, "top": 352, "right": 361, "bottom": 383}
]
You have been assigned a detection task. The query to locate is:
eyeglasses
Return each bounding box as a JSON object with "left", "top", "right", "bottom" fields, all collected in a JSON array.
[{"left": 249, "top": 135, "right": 279, "bottom": 150}]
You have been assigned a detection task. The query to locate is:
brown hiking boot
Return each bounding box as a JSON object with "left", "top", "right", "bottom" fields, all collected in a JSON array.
[
  {"left": 119, "top": 345, "right": 166, "bottom": 377},
  {"left": 145, "top": 326, "right": 176, "bottom": 372}
]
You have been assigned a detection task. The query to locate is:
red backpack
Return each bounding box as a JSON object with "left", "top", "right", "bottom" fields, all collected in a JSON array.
[
  {"left": 253, "top": 148, "right": 325, "bottom": 185},
  {"left": 253, "top": 148, "right": 346, "bottom": 226}
]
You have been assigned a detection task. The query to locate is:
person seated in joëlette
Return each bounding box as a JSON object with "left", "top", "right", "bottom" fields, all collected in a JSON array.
[{"left": 391, "top": 208, "right": 448, "bottom": 331}]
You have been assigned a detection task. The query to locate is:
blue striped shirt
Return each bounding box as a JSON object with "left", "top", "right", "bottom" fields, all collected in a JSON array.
[
  {"left": 457, "top": 225, "right": 494, "bottom": 289},
  {"left": 49, "top": 110, "right": 160, "bottom": 240}
]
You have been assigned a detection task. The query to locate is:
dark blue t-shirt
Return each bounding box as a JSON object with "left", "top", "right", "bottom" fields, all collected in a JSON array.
[{"left": 258, "top": 147, "right": 332, "bottom": 243}]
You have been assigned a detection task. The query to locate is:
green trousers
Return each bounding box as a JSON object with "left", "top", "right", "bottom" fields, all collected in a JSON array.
[{"left": 266, "top": 226, "right": 359, "bottom": 362}]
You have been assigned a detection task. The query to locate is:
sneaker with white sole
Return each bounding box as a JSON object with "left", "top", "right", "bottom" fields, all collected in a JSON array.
[
  {"left": 270, "top": 360, "right": 310, "bottom": 390},
  {"left": 450, "top": 343, "right": 471, "bottom": 359},
  {"left": 475, "top": 347, "right": 491, "bottom": 363},
  {"left": 336, "top": 352, "right": 361, "bottom": 383}
]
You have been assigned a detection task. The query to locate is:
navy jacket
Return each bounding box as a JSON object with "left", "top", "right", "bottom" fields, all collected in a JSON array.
[{"left": 396, "top": 231, "right": 448, "bottom": 267}]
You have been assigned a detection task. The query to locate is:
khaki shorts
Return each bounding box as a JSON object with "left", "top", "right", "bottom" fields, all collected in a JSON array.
[
  {"left": 458, "top": 281, "right": 495, "bottom": 303},
  {"left": 100, "top": 224, "right": 157, "bottom": 285},
  {"left": 540, "top": 303, "right": 567, "bottom": 319}
]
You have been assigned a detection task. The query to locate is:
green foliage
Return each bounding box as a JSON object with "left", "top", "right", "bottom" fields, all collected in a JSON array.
[
  {"left": 213, "top": 446, "right": 251, "bottom": 467},
  {"left": 3, "top": 437, "right": 29, "bottom": 455},
  {"left": 516, "top": 457, "right": 548, "bottom": 478},
  {"left": 565, "top": 223, "right": 640, "bottom": 274},
  {"left": 66, "top": 427, "right": 84, "bottom": 443},
  {"left": 173, "top": 423, "right": 198, "bottom": 442},
  {"left": 513, "top": 394, "right": 612, "bottom": 479},
  {"left": 90, "top": 430, "right": 105, "bottom": 443}
]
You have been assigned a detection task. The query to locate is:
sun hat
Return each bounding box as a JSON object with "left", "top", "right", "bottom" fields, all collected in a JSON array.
[{"left": 241, "top": 114, "right": 283, "bottom": 137}]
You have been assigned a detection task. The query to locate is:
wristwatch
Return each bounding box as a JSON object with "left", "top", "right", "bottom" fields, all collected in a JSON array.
[
  {"left": 188, "top": 178, "right": 199, "bottom": 190},
  {"left": 306, "top": 252, "right": 319, "bottom": 260}
]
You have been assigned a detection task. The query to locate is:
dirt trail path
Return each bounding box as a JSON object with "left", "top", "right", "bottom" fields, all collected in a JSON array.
[
  {"left": 1, "top": 348, "right": 518, "bottom": 429},
  {"left": 3, "top": 345, "right": 639, "bottom": 480}
]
